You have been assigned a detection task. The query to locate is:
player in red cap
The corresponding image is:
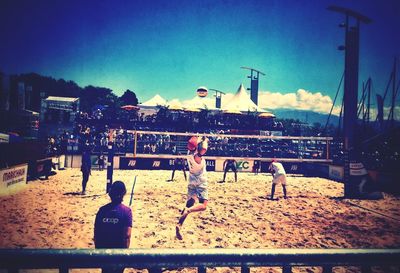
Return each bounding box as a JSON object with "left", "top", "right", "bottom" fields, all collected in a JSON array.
[{"left": 176, "top": 136, "right": 209, "bottom": 240}]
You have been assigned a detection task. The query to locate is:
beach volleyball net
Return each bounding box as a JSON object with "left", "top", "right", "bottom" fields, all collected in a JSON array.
[
  {"left": 66, "top": 130, "right": 339, "bottom": 174},
  {"left": 128, "top": 130, "right": 336, "bottom": 163}
]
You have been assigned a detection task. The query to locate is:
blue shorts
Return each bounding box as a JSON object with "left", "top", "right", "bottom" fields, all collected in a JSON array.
[{"left": 188, "top": 184, "right": 208, "bottom": 200}]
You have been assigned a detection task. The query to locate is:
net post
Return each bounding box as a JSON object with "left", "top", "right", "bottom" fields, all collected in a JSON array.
[
  {"left": 241, "top": 265, "right": 250, "bottom": 273},
  {"left": 134, "top": 130, "right": 138, "bottom": 157},
  {"left": 59, "top": 267, "right": 69, "bottom": 273},
  {"left": 322, "top": 265, "right": 333, "bottom": 273},
  {"left": 283, "top": 266, "right": 292, "bottom": 273}
]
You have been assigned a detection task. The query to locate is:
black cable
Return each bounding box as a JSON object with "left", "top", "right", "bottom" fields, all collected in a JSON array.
[{"left": 323, "top": 71, "right": 344, "bottom": 135}]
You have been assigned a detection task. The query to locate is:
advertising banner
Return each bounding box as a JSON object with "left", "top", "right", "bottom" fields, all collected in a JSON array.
[
  {"left": 120, "top": 157, "right": 169, "bottom": 170},
  {"left": 261, "top": 161, "right": 304, "bottom": 174},
  {"left": 346, "top": 162, "right": 368, "bottom": 197},
  {"left": 344, "top": 161, "right": 383, "bottom": 199},
  {"left": 284, "top": 162, "right": 303, "bottom": 174},
  {"left": 119, "top": 157, "right": 215, "bottom": 171},
  {"left": 0, "top": 164, "right": 28, "bottom": 195},
  {"left": 216, "top": 159, "right": 254, "bottom": 172},
  {"left": 47, "top": 101, "right": 75, "bottom": 111},
  {"left": 329, "top": 165, "right": 344, "bottom": 181},
  {"left": 90, "top": 155, "right": 107, "bottom": 170},
  {"left": 205, "top": 159, "right": 216, "bottom": 172}
]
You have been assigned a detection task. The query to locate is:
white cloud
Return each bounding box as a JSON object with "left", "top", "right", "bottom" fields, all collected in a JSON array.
[
  {"left": 258, "top": 89, "right": 341, "bottom": 116},
  {"left": 175, "top": 88, "right": 399, "bottom": 120},
  {"left": 368, "top": 106, "right": 400, "bottom": 121}
]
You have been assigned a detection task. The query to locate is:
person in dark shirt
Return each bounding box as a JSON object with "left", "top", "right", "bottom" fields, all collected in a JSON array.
[
  {"left": 169, "top": 153, "right": 187, "bottom": 181},
  {"left": 94, "top": 181, "right": 132, "bottom": 273},
  {"left": 81, "top": 143, "right": 92, "bottom": 195},
  {"left": 222, "top": 159, "right": 237, "bottom": 182},
  {"left": 98, "top": 153, "right": 105, "bottom": 171},
  {"left": 253, "top": 159, "right": 261, "bottom": 175}
]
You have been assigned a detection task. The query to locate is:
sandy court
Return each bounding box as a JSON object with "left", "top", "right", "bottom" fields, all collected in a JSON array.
[{"left": 0, "top": 168, "right": 400, "bottom": 273}]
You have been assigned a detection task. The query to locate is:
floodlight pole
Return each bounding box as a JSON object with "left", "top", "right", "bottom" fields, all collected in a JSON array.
[
  {"left": 209, "top": 88, "right": 226, "bottom": 109},
  {"left": 328, "top": 5, "right": 371, "bottom": 197},
  {"left": 240, "top": 67, "right": 265, "bottom": 106}
]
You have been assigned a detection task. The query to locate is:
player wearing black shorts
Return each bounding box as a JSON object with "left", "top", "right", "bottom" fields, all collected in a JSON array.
[
  {"left": 169, "top": 153, "right": 187, "bottom": 181},
  {"left": 222, "top": 159, "right": 237, "bottom": 182}
]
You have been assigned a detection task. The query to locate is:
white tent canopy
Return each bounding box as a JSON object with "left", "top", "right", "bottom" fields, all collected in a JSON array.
[
  {"left": 183, "top": 96, "right": 215, "bottom": 110},
  {"left": 222, "top": 84, "right": 267, "bottom": 112},
  {"left": 166, "top": 99, "right": 183, "bottom": 110},
  {"left": 140, "top": 94, "right": 167, "bottom": 107}
]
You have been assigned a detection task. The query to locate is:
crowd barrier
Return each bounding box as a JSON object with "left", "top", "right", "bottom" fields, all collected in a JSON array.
[{"left": 1, "top": 248, "right": 399, "bottom": 273}]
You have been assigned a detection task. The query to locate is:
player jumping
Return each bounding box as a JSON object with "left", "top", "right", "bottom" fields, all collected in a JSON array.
[{"left": 176, "top": 136, "right": 209, "bottom": 240}]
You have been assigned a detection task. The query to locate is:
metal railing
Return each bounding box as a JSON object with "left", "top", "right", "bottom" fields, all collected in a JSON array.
[{"left": 1, "top": 248, "right": 399, "bottom": 273}]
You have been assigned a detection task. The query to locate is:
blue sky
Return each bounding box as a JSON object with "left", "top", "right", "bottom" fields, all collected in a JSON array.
[{"left": 0, "top": 0, "right": 399, "bottom": 110}]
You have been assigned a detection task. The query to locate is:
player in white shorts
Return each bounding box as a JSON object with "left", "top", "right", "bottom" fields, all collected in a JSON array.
[
  {"left": 176, "top": 136, "right": 209, "bottom": 240},
  {"left": 268, "top": 159, "right": 288, "bottom": 200}
]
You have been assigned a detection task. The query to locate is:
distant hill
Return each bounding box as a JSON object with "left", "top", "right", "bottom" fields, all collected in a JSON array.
[{"left": 272, "top": 108, "right": 340, "bottom": 126}]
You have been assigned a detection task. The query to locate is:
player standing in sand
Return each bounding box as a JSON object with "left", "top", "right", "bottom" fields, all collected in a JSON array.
[
  {"left": 169, "top": 152, "right": 187, "bottom": 182},
  {"left": 268, "top": 159, "right": 288, "bottom": 200},
  {"left": 94, "top": 181, "right": 132, "bottom": 273},
  {"left": 176, "top": 136, "right": 209, "bottom": 240},
  {"left": 222, "top": 158, "right": 237, "bottom": 182},
  {"left": 81, "top": 141, "right": 92, "bottom": 195}
]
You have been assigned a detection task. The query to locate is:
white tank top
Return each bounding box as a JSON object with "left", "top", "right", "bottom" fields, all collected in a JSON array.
[
  {"left": 269, "top": 162, "right": 286, "bottom": 176},
  {"left": 187, "top": 154, "right": 207, "bottom": 186}
]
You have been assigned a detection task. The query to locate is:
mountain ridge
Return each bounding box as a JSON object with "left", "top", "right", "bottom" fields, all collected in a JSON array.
[{"left": 272, "top": 108, "right": 339, "bottom": 126}]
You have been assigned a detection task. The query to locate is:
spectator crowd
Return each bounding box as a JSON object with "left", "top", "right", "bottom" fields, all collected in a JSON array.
[{"left": 42, "top": 107, "right": 399, "bottom": 172}]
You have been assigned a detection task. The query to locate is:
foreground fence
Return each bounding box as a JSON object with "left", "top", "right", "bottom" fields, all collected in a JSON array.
[{"left": 1, "top": 248, "right": 400, "bottom": 273}]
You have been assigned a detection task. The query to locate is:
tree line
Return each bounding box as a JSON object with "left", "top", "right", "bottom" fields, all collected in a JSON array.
[
  {"left": 9, "top": 72, "right": 138, "bottom": 113},
  {"left": 7, "top": 72, "right": 338, "bottom": 136}
]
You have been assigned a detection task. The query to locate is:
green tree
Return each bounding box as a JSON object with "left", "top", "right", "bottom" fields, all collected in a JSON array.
[
  {"left": 80, "top": 85, "right": 116, "bottom": 112},
  {"left": 120, "top": 89, "right": 138, "bottom": 105}
]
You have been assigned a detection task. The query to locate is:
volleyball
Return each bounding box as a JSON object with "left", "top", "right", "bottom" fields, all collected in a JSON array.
[
  {"left": 187, "top": 136, "right": 198, "bottom": 151},
  {"left": 197, "top": 86, "right": 208, "bottom": 97}
]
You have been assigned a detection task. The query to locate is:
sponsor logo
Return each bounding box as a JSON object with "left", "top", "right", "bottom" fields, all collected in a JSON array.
[
  {"left": 236, "top": 161, "right": 249, "bottom": 170},
  {"left": 350, "top": 162, "right": 368, "bottom": 176},
  {"left": 350, "top": 169, "right": 368, "bottom": 176},
  {"left": 7, "top": 177, "right": 25, "bottom": 187},
  {"left": 152, "top": 161, "right": 161, "bottom": 167},
  {"left": 350, "top": 162, "right": 365, "bottom": 169},
  {"left": 3, "top": 168, "right": 25, "bottom": 182},
  {"left": 206, "top": 160, "right": 215, "bottom": 167},
  {"left": 290, "top": 165, "right": 298, "bottom": 171},
  {"left": 102, "top": 218, "right": 119, "bottom": 224},
  {"left": 128, "top": 160, "right": 136, "bottom": 167}
]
